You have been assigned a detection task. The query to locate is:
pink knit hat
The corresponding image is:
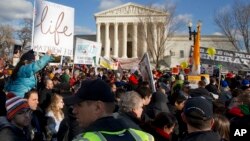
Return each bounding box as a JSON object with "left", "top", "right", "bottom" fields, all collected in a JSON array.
[{"left": 5, "top": 95, "right": 30, "bottom": 120}]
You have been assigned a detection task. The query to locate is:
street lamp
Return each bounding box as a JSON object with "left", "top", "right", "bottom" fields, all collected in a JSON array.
[{"left": 188, "top": 20, "right": 202, "bottom": 45}]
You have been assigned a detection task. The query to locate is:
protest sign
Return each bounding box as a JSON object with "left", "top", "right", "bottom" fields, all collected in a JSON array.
[
  {"left": 190, "top": 47, "right": 250, "bottom": 71},
  {"left": 100, "top": 57, "right": 114, "bottom": 70},
  {"left": 188, "top": 74, "right": 210, "bottom": 89},
  {"left": 139, "top": 53, "right": 156, "bottom": 92},
  {"left": 33, "top": 0, "right": 74, "bottom": 56},
  {"left": 74, "top": 38, "right": 101, "bottom": 65}
]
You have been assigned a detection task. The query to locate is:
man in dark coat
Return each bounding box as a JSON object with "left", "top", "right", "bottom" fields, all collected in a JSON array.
[
  {"left": 113, "top": 91, "right": 145, "bottom": 130},
  {"left": 180, "top": 97, "right": 221, "bottom": 141},
  {"left": 39, "top": 79, "right": 54, "bottom": 112},
  {"left": 190, "top": 80, "right": 213, "bottom": 101},
  {"left": 205, "top": 77, "right": 219, "bottom": 95},
  {"left": 144, "top": 91, "right": 170, "bottom": 120}
]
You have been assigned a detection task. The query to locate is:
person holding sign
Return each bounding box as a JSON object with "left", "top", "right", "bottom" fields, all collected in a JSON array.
[{"left": 4, "top": 50, "right": 53, "bottom": 97}]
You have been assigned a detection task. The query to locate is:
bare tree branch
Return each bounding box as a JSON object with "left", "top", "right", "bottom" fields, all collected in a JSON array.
[
  {"left": 138, "top": 3, "right": 184, "bottom": 69},
  {"left": 16, "top": 18, "right": 32, "bottom": 52},
  {"left": 214, "top": 0, "right": 250, "bottom": 52},
  {"left": 233, "top": 1, "right": 250, "bottom": 52},
  {"left": 0, "top": 24, "right": 14, "bottom": 56}
]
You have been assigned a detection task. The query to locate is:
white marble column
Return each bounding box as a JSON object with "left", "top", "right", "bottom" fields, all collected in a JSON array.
[
  {"left": 132, "top": 23, "right": 138, "bottom": 58},
  {"left": 96, "top": 23, "right": 101, "bottom": 43},
  {"left": 113, "top": 23, "right": 119, "bottom": 58},
  {"left": 157, "top": 23, "right": 161, "bottom": 46},
  {"left": 143, "top": 23, "right": 147, "bottom": 55},
  {"left": 153, "top": 23, "right": 157, "bottom": 54},
  {"left": 122, "top": 22, "right": 128, "bottom": 58},
  {"left": 104, "top": 23, "right": 110, "bottom": 58}
]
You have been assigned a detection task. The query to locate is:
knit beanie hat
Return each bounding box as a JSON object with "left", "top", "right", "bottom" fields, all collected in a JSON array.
[{"left": 5, "top": 95, "right": 30, "bottom": 120}]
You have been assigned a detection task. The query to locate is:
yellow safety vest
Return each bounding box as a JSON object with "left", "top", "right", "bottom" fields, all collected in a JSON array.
[{"left": 74, "top": 128, "right": 154, "bottom": 141}]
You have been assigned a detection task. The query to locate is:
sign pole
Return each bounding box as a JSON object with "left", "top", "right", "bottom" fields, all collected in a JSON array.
[
  {"left": 218, "top": 65, "right": 222, "bottom": 94},
  {"left": 60, "top": 55, "right": 63, "bottom": 66}
]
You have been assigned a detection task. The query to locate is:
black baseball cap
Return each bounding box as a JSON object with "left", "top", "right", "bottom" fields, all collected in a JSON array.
[
  {"left": 64, "top": 79, "right": 115, "bottom": 105},
  {"left": 183, "top": 97, "right": 213, "bottom": 120}
]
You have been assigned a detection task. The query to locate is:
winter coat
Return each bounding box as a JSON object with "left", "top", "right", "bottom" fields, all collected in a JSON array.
[
  {"left": 168, "top": 104, "right": 187, "bottom": 140},
  {"left": 4, "top": 55, "right": 53, "bottom": 97},
  {"left": 180, "top": 130, "right": 221, "bottom": 141},
  {"left": 205, "top": 84, "right": 219, "bottom": 95},
  {"left": 39, "top": 88, "right": 53, "bottom": 112},
  {"left": 57, "top": 106, "right": 83, "bottom": 141},
  {"left": 144, "top": 92, "right": 170, "bottom": 119},
  {"left": 45, "top": 111, "right": 63, "bottom": 141},
  {"left": 0, "top": 116, "right": 31, "bottom": 141},
  {"left": 30, "top": 110, "right": 47, "bottom": 141},
  {"left": 113, "top": 112, "right": 142, "bottom": 130},
  {"left": 189, "top": 87, "right": 213, "bottom": 101}
]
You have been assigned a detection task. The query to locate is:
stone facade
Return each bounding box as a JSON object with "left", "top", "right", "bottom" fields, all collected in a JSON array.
[
  {"left": 95, "top": 2, "right": 167, "bottom": 58},
  {"left": 93, "top": 2, "right": 235, "bottom": 68}
]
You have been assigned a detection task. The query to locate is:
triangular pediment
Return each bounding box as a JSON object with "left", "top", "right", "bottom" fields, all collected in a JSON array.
[{"left": 95, "top": 2, "right": 168, "bottom": 17}]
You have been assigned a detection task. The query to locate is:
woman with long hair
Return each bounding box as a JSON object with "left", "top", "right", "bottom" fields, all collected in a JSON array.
[
  {"left": 212, "top": 114, "right": 230, "bottom": 141},
  {"left": 4, "top": 50, "right": 53, "bottom": 97},
  {"left": 45, "top": 94, "right": 64, "bottom": 141}
]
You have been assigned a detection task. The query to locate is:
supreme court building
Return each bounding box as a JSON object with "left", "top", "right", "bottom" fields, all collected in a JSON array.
[
  {"left": 90, "top": 2, "right": 235, "bottom": 68},
  {"left": 95, "top": 3, "right": 168, "bottom": 59}
]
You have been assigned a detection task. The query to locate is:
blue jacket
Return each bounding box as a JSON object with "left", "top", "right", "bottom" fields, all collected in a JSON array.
[{"left": 4, "top": 55, "right": 53, "bottom": 97}]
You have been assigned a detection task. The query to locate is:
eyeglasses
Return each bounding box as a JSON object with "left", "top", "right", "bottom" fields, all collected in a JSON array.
[{"left": 16, "top": 109, "right": 33, "bottom": 116}]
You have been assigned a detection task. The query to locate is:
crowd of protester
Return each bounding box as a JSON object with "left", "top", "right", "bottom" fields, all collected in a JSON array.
[{"left": 0, "top": 50, "right": 249, "bottom": 141}]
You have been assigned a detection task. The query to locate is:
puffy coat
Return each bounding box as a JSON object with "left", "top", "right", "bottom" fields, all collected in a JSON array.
[
  {"left": 0, "top": 116, "right": 31, "bottom": 141},
  {"left": 4, "top": 55, "right": 53, "bottom": 97}
]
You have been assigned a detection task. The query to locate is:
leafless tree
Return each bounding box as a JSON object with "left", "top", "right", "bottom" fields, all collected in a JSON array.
[
  {"left": 214, "top": 0, "right": 250, "bottom": 52},
  {"left": 17, "top": 18, "right": 32, "bottom": 51},
  {"left": 139, "top": 4, "right": 184, "bottom": 69},
  {"left": 0, "top": 24, "right": 14, "bottom": 56}
]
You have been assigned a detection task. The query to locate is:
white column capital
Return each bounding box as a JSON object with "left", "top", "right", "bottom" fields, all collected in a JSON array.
[
  {"left": 114, "top": 22, "right": 119, "bottom": 26},
  {"left": 133, "top": 22, "right": 138, "bottom": 26},
  {"left": 105, "top": 22, "right": 110, "bottom": 26},
  {"left": 123, "top": 22, "right": 128, "bottom": 26}
]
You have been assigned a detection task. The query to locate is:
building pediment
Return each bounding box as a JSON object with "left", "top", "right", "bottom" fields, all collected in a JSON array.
[{"left": 95, "top": 2, "right": 168, "bottom": 17}]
